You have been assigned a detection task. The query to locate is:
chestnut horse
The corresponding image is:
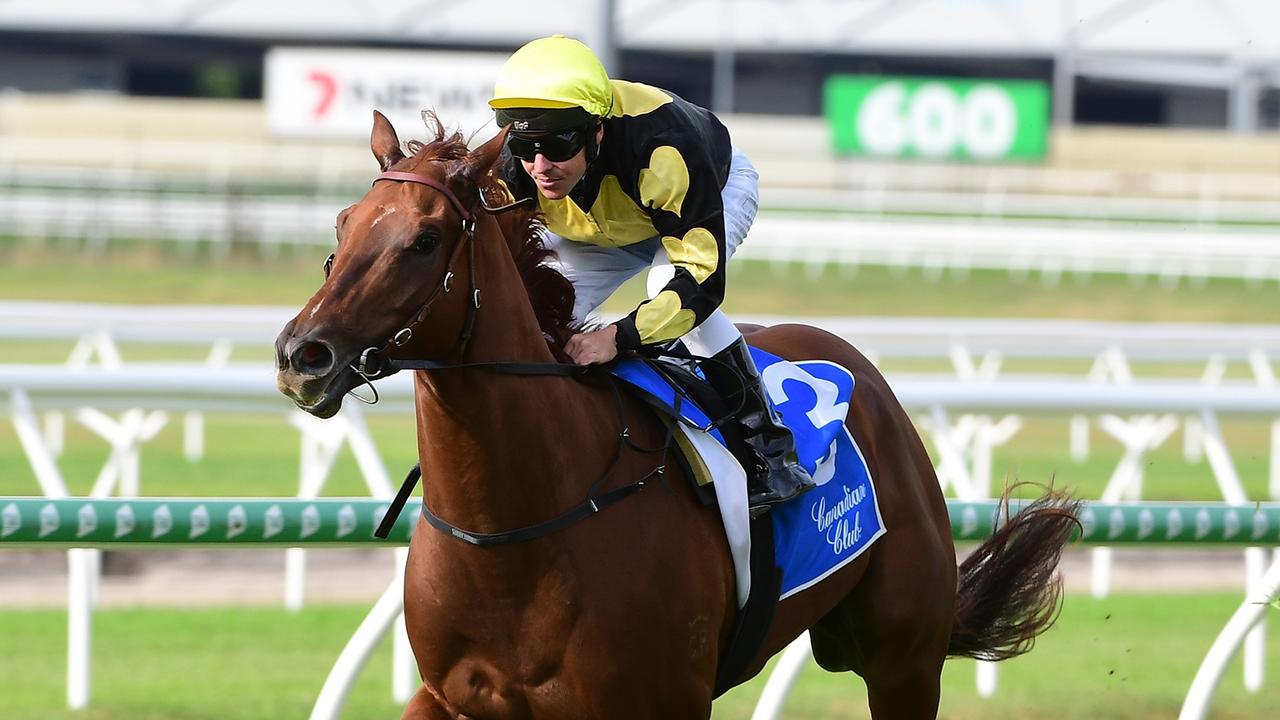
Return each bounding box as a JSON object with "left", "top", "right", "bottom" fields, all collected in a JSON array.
[{"left": 275, "top": 112, "right": 1079, "bottom": 719}]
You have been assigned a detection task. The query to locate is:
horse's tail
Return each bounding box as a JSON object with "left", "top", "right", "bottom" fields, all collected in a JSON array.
[{"left": 946, "top": 486, "right": 1082, "bottom": 661}]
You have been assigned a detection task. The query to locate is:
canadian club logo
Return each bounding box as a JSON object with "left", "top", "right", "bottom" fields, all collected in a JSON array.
[{"left": 810, "top": 482, "right": 869, "bottom": 554}]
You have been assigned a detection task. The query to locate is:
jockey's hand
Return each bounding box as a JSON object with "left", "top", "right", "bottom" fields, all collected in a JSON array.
[{"left": 565, "top": 325, "right": 619, "bottom": 365}]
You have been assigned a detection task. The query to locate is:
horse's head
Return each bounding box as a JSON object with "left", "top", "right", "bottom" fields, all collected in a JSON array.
[{"left": 275, "top": 111, "right": 506, "bottom": 418}]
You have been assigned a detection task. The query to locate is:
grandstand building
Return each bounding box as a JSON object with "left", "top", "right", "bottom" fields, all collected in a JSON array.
[{"left": 0, "top": 0, "right": 1278, "bottom": 130}]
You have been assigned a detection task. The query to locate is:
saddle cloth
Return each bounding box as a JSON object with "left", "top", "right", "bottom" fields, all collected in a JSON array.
[{"left": 611, "top": 347, "right": 886, "bottom": 607}]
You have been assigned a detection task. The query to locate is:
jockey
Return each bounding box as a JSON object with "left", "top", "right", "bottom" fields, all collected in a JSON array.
[{"left": 488, "top": 35, "right": 814, "bottom": 515}]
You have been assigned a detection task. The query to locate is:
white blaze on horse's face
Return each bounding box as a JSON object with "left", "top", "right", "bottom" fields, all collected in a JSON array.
[{"left": 369, "top": 205, "right": 397, "bottom": 229}]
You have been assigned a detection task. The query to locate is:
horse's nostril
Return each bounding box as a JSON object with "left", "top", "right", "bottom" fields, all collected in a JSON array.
[{"left": 291, "top": 341, "right": 335, "bottom": 375}]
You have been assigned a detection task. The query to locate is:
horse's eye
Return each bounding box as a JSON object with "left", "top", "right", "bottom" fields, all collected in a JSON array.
[{"left": 414, "top": 231, "right": 441, "bottom": 253}]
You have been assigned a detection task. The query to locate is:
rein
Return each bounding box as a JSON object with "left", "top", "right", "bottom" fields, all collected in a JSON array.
[{"left": 357, "top": 168, "right": 672, "bottom": 544}]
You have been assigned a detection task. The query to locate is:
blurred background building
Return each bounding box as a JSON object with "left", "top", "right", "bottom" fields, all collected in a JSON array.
[
  {"left": 2, "top": 0, "right": 1279, "bottom": 127},
  {"left": 2, "top": 0, "right": 1279, "bottom": 271}
]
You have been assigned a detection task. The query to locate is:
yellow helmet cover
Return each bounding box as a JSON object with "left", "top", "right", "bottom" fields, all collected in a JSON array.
[{"left": 490, "top": 35, "right": 614, "bottom": 119}]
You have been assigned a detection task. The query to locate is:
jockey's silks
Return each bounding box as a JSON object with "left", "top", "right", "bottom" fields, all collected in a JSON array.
[{"left": 497, "top": 80, "right": 734, "bottom": 351}]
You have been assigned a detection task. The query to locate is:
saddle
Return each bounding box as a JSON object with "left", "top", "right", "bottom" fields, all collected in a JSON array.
[{"left": 622, "top": 356, "right": 748, "bottom": 485}]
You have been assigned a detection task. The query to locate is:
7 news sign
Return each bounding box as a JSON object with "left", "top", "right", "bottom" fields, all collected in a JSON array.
[
  {"left": 824, "top": 75, "right": 1050, "bottom": 162},
  {"left": 264, "top": 48, "right": 506, "bottom": 139}
]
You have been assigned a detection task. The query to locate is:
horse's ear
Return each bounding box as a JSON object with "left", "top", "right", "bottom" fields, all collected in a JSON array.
[
  {"left": 371, "top": 110, "right": 405, "bottom": 171},
  {"left": 462, "top": 128, "right": 508, "bottom": 182}
]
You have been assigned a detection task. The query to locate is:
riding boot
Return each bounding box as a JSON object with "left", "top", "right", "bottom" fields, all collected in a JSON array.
[{"left": 702, "top": 337, "right": 816, "bottom": 516}]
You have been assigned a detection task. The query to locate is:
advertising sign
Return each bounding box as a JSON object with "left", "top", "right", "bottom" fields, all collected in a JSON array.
[
  {"left": 824, "top": 75, "right": 1050, "bottom": 161},
  {"left": 265, "top": 48, "right": 505, "bottom": 140}
]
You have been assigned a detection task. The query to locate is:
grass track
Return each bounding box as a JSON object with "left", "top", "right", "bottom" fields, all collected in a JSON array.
[
  {"left": 1, "top": 242, "right": 1278, "bottom": 323},
  {"left": 0, "top": 593, "right": 1275, "bottom": 719}
]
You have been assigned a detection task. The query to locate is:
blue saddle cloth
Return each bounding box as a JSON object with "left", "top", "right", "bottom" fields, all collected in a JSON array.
[{"left": 611, "top": 347, "right": 886, "bottom": 599}]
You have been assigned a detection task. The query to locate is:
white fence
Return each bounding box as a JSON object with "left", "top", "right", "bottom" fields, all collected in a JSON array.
[
  {"left": 7, "top": 300, "right": 1280, "bottom": 361},
  {"left": 763, "top": 186, "right": 1280, "bottom": 227},
  {"left": 4, "top": 362, "right": 1275, "bottom": 510},
  {"left": 740, "top": 216, "right": 1280, "bottom": 286},
  {"left": 5, "top": 302, "right": 1276, "bottom": 510},
  {"left": 7, "top": 301, "right": 1278, "bottom": 500}
]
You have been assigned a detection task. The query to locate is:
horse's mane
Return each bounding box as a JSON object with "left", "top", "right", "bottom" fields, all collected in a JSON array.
[{"left": 402, "top": 115, "right": 579, "bottom": 351}]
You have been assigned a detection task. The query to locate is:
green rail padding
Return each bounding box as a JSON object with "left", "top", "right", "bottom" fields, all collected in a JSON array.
[{"left": 1, "top": 497, "right": 1278, "bottom": 548}]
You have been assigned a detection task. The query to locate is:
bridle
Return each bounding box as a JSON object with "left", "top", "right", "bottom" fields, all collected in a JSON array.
[
  {"left": 325, "top": 169, "right": 537, "bottom": 387},
  {"left": 336, "top": 170, "right": 483, "bottom": 384}
]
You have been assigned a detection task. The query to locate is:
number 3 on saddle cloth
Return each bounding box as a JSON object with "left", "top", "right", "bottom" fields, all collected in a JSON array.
[{"left": 610, "top": 347, "right": 887, "bottom": 610}]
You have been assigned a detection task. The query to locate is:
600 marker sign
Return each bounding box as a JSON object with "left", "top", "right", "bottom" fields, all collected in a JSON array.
[{"left": 825, "top": 75, "right": 1050, "bottom": 162}]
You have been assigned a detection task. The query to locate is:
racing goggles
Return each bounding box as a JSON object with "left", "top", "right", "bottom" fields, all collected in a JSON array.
[{"left": 506, "top": 128, "right": 590, "bottom": 163}]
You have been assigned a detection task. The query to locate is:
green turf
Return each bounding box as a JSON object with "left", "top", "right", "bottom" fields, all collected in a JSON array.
[
  {"left": 0, "top": 593, "right": 1274, "bottom": 719},
  {"left": 715, "top": 592, "right": 1280, "bottom": 719},
  {"left": 2, "top": 241, "right": 1278, "bottom": 323},
  {"left": 0, "top": 605, "right": 405, "bottom": 720}
]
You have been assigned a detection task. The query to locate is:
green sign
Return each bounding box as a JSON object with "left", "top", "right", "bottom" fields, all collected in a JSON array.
[{"left": 824, "top": 75, "right": 1050, "bottom": 161}]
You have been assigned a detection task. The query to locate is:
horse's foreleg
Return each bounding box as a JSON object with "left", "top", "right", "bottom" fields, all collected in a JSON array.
[{"left": 402, "top": 685, "right": 452, "bottom": 720}]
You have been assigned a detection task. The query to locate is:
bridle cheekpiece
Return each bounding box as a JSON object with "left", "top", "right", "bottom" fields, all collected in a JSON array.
[{"left": 346, "top": 170, "right": 482, "bottom": 385}]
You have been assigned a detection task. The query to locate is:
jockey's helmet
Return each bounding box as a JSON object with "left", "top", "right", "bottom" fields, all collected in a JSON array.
[{"left": 490, "top": 35, "right": 613, "bottom": 133}]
